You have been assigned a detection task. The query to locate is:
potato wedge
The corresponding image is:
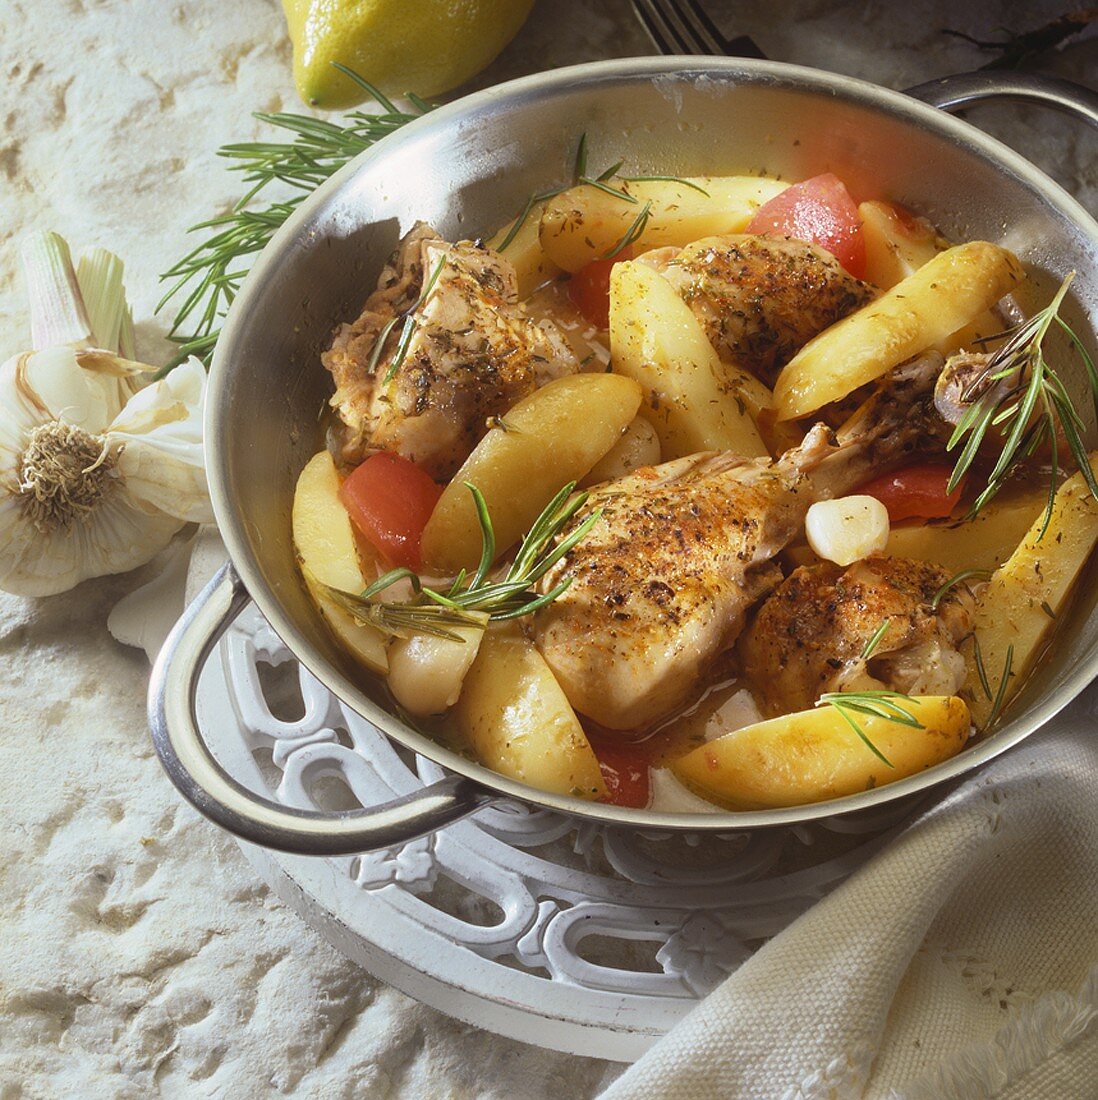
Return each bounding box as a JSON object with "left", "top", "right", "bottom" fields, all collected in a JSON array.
[
  {"left": 540, "top": 176, "right": 788, "bottom": 273},
  {"left": 883, "top": 489, "right": 1047, "bottom": 574},
  {"left": 860, "top": 200, "right": 942, "bottom": 290},
  {"left": 487, "top": 198, "right": 562, "bottom": 298},
  {"left": 609, "top": 260, "right": 769, "bottom": 459},
  {"left": 421, "top": 373, "right": 642, "bottom": 574},
  {"left": 454, "top": 625, "right": 606, "bottom": 799},
  {"left": 773, "top": 242, "right": 1024, "bottom": 420},
  {"left": 671, "top": 696, "right": 970, "bottom": 809},
  {"left": 387, "top": 612, "right": 489, "bottom": 717},
  {"left": 580, "top": 415, "right": 661, "bottom": 486},
  {"left": 964, "top": 459, "right": 1098, "bottom": 727},
  {"left": 293, "top": 451, "right": 388, "bottom": 675}
]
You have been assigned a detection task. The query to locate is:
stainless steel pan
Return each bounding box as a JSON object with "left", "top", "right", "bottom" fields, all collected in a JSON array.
[{"left": 149, "top": 58, "right": 1098, "bottom": 855}]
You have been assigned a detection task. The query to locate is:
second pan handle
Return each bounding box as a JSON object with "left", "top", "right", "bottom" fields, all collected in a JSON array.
[{"left": 905, "top": 70, "right": 1098, "bottom": 130}]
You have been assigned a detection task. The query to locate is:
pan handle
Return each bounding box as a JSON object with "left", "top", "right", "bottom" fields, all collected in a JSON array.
[
  {"left": 148, "top": 563, "right": 496, "bottom": 855},
  {"left": 906, "top": 71, "right": 1098, "bottom": 130}
]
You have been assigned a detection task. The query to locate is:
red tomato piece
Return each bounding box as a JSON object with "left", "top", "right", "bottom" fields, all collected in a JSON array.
[
  {"left": 857, "top": 464, "right": 965, "bottom": 523},
  {"left": 592, "top": 740, "right": 651, "bottom": 808},
  {"left": 338, "top": 452, "right": 442, "bottom": 570},
  {"left": 747, "top": 172, "right": 867, "bottom": 279},
  {"left": 567, "top": 248, "right": 634, "bottom": 330}
]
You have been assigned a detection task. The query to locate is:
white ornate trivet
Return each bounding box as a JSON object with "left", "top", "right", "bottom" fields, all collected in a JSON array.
[{"left": 195, "top": 604, "right": 928, "bottom": 1060}]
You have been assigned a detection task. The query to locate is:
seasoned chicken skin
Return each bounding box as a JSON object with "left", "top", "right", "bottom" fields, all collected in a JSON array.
[
  {"left": 532, "top": 452, "right": 807, "bottom": 730},
  {"left": 644, "top": 234, "right": 874, "bottom": 387},
  {"left": 740, "top": 557, "right": 974, "bottom": 716},
  {"left": 532, "top": 354, "right": 948, "bottom": 731},
  {"left": 323, "top": 223, "right": 578, "bottom": 479}
]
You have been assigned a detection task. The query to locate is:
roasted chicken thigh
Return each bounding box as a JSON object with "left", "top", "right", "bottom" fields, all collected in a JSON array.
[
  {"left": 323, "top": 223, "right": 578, "bottom": 479},
  {"left": 643, "top": 234, "right": 874, "bottom": 386},
  {"left": 740, "top": 557, "right": 974, "bottom": 715}
]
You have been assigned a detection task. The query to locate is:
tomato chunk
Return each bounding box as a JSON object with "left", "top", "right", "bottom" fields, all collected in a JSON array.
[
  {"left": 592, "top": 740, "right": 651, "bottom": 808},
  {"left": 567, "top": 248, "right": 634, "bottom": 330},
  {"left": 747, "top": 173, "right": 866, "bottom": 279},
  {"left": 857, "top": 463, "right": 964, "bottom": 523},
  {"left": 339, "top": 452, "right": 442, "bottom": 570}
]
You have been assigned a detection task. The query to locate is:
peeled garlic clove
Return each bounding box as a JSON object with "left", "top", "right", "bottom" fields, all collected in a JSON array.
[
  {"left": 388, "top": 612, "right": 490, "bottom": 717},
  {"left": 107, "top": 358, "right": 213, "bottom": 524},
  {"left": 805, "top": 495, "right": 890, "bottom": 566}
]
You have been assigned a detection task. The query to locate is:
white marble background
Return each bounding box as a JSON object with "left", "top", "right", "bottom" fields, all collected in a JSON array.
[{"left": 0, "top": 1, "right": 1093, "bottom": 1096}]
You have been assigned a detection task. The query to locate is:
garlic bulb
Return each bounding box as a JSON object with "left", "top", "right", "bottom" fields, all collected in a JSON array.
[{"left": 0, "top": 231, "right": 212, "bottom": 596}]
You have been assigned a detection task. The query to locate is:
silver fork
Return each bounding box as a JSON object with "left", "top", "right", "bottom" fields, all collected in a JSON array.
[{"left": 631, "top": 0, "right": 765, "bottom": 58}]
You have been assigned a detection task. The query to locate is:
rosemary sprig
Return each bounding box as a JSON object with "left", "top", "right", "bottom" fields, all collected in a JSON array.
[
  {"left": 946, "top": 273, "right": 1098, "bottom": 535},
  {"left": 816, "top": 689, "right": 926, "bottom": 768},
  {"left": 618, "top": 175, "right": 710, "bottom": 196},
  {"left": 970, "top": 634, "right": 1015, "bottom": 727},
  {"left": 860, "top": 618, "right": 891, "bottom": 661},
  {"left": 602, "top": 201, "right": 653, "bottom": 260},
  {"left": 372, "top": 256, "right": 447, "bottom": 384},
  {"left": 496, "top": 134, "right": 634, "bottom": 253},
  {"left": 326, "top": 481, "right": 601, "bottom": 640},
  {"left": 158, "top": 66, "right": 433, "bottom": 373},
  {"left": 931, "top": 568, "right": 993, "bottom": 609}
]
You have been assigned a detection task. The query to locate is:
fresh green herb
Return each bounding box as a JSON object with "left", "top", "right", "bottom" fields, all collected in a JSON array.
[
  {"left": 946, "top": 273, "right": 1098, "bottom": 535},
  {"left": 931, "top": 568, "right": 993, "bottom": 609},
  {"left": 987, "top": 643, "right": 1014, "bottom": 726},
  {"left": 972, "top": 634, "right": 993, "bottom": 700},
  {"left": 497, "top": 135, "right": 638, "bottom": 254},
  {"left": 325, "top": 481, "right": 600, "bottom": 639},
  {"left": 601, "top": 201, "right": 653, "bottom": 260},
  {"left": 1040, "top": 599, "right": 1057, "bottom": 620},
  {"left": 376, "top": 256, "right": 447, "bottom": 384},
  {"left": 816, "top": 690, "right": 928, "bottom": 768},
  {"left": 495, "top": 187, "right": 567, "bottom": 252},
  {"left": 617, "top": 174, "right": 710, "bottom": 196},
  {"left": 970, "top": 634, "right": 1015, "bottom": 727},
  {"left": 158, "top": 65, "right": 433, "bottom": 373},
  {"left": 860, "top": 618, "right": 891, "bottom": 661}
]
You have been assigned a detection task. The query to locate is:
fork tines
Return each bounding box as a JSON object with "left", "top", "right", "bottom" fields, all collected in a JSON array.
[{"left": 632, "top": 0, "right": 766, "bottom": 59}]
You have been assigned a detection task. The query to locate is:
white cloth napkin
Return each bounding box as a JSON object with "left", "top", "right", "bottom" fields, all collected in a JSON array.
[{"left": 600, "top": 693, "right": 1098, "bottom": 1100}]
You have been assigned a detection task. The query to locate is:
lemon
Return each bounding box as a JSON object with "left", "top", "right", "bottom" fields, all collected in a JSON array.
[{"left": 283, "top": 0, "right": 536, "bottom": 108}]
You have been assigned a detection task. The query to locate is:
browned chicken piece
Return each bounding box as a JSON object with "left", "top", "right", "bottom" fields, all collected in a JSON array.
[
  {"left": 740, "top": 557, "right": 974, "bottom": 716},
  {"left": 643, "top": 234, "right": 874, "bottom": 388},
  {"left": 532, "top": 452, "right": 806, "bottom": 730},
  {"left": 323, "top": 223, "right": 578, "bottom": 479},
  {"left": 532, "top": 353, "right": 950, "bottom": 731}
]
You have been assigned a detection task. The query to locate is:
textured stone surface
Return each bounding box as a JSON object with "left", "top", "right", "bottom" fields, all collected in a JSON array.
[{"left": 0, "top": 1, "right": 1093, "bottom": 1096}]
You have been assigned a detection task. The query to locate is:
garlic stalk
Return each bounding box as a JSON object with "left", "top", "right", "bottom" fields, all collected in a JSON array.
[{"left": 0, "top": 232, "right": 212, "bottom": 597}]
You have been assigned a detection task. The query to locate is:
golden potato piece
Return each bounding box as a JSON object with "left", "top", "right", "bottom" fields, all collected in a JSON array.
[
  {"left": 859, "top": 200, "right": 941, "bottom": 291},
  {"left": 964, "top": 458, "right": 1098, "bottom": 727},
  {"left": 773, "top": 242, "right": 1024, "bottom": 421},
  {"left": 580, "top": 415, "right": 661, "bottom": 486},
  {"left": 487, "top": 198, "right": 563, "bottom": 298},
  {"left": 292, "top": 451, "right": 388, "bottom": 675},
  {"left": 883, "top": 489, "right": 1047, "bottom": 575},
  {"left": 421, "top": 373, "right": 642, "bottom": 574},
  {"left": 671, "top": 696, "right": 971, "bottom": 809},
  {"left": 540, "top": 176, "right": 788, "bottom": 273},
  {"left": 609, "top": 260, "right": 769, "bottom": 460},
  {"left": 454, "top": 625, "right": 606, "bottom": 799}
]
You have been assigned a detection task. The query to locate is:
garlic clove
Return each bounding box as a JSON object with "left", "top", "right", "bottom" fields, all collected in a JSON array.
[
  {"left": 17, "top": 346, "right": 120, "bottom": 433},
  {"left": 805, "top": 495, "right": 890, "bottom": 566},
  {"left": 106, "top": 358, "right": 213, "bottom": 524}
]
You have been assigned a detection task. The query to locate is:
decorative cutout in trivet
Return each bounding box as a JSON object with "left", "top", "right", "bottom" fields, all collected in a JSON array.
[{"left": 194, "top": 604, "right": 926, "bottom": 1060}]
